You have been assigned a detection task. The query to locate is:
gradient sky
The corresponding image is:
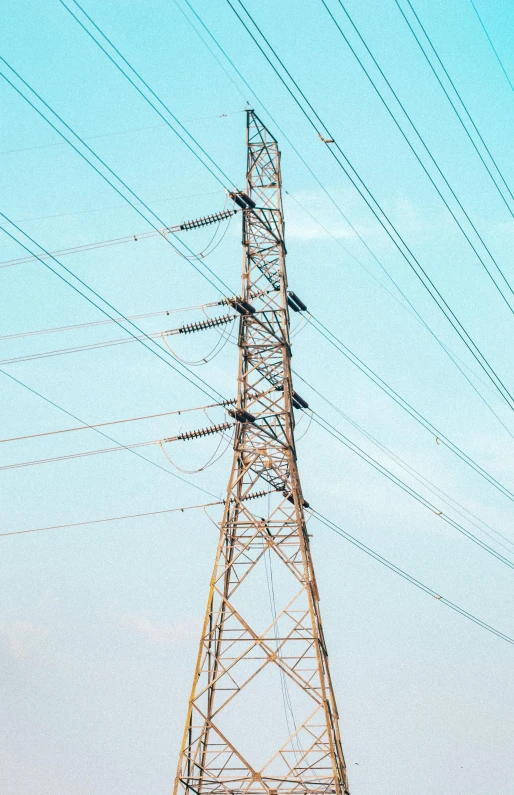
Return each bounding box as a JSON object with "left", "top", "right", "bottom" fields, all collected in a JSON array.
[{"left": 1, "top": 1, "right": 514, "bottom": 794}]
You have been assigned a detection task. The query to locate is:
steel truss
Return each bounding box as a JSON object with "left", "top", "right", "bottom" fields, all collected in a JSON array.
[{"left": 174, "top": 111, "right": 350, "bottom": 795}]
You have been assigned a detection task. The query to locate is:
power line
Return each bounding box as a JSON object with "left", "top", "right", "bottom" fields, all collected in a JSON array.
[
  {"left": 0, "top": 302, "right": 222, "bottom": 341},
  {"left": 4, "top": 32, "right": 508, "bottom": 584},
  {"left": 0, "top": 57, "right": 235, "bottom": 297},
  {"left": 0, "top": 401, "right": 231, "bottom": 444},
  {"left": 3, "top": 46, "right": 508, "bottom": 576},
  {"left": 0, "top": 368, "right": 220, "bottom": 500},
  {"left": 0, "top": 315, "right": 236, "bottom": 367},
  {"left": 469, "top": 0, "right": 514, "bottom": 95},
  {"left": 7, "top": 17, "right": 504, "bottom": 524},
  {"left": 296, "top": 315, "right": 514, "bottom": 501},
  {"left": 0, "top": 215, "right": 226, "bottom": 403},
  {"left": 312, "top": 509, "right": 514, "bottom": 646},
  {"left": 179, "top": 0, "right": 514, "bottom": 437},
  {"left": 0, "top": 217, "right": 235, "bottom": 269},
  {"left": 323, "top": 0, "right": 514, "bottom": 306},
  {"left": 57, "top": 0, "right": 237, "bottom": 190},
  {"left": 0, "top": 501, "right": 222, "bottom": 538},
  {"left": 0, "top": 422, "right": 233, "bottom": 472},
  {"left": 6, "top": 209, "right": 509, "bottom": 547},
  {"left": 226, "top": 0, "right": 514, "bottom": 410},
  {"left": 395, "top": 0, "right": 514, "bottom": 216},
  {"left": 0, "top": 439, "right": 164, "bottom": 470},
  {"left": 309, "top": 410, "right": 514, "bottom": 571},
  {"left": 296, "top": 372, "right": 514, "bottom": 552}
]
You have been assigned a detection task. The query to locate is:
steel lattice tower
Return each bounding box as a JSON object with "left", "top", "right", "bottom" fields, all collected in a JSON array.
[{"left": 174, "top": 111, "right": 350, "bottom": 795}]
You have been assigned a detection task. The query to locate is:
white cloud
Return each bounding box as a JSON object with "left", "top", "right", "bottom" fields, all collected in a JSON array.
[
  {"left": 123, "top": 614, "right": 198, "bottom": 644},
  {"left": 0, "top": 622, "right": 49, "bottom": 659}
]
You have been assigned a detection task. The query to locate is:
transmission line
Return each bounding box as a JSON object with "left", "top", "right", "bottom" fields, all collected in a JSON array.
[
  {"left": 3, "top": 90, "right": 510, "bottom": 564},
  {"left": 0, "top": 315, "right": 236, "bottom": 366},
  {"left": 0, "top": 303, "right": 222, "bottom": 341},
  {"left": 470, "top": 0, "right": 514, "bottom": 95},
  {"left": 295, "top": 314, "right": 514, "bottom": 502},
  {"left": 3, "top": 114, "right": 510, "bottom": 553},
  {"left": 322, "top": 0, "right": 514, "bottom": 306},
  {"left": 395, "top": 0, "right": 514, "bottom": 216},
  {"left": 0, "top": 216, "right": 226, "bottom": 403},
  {"left": 309, "top": 411, "right": 514, "bottom": 571},
  {"left": 226, "top": 0, "right": 514, "bottom": 410},
  {"left": 0, "top": 501, "right": 221, "bottom": 538},
  {"left": 0, "top": 57, "right": 235, "bottom": 297},
  {"left": 313, "top": 510, "right": 514, "bottom": 646},
  {"left": 0, "top": 368, "right": 220, "bottom": 499},
  {"left": 0, "top": 401, "right": 232, "bottom": 444},
  {"left": 296, "top": 373, "right": 514, "bottom": 552},
  {"left": 179, "top": 0, "right": 514, "bottom": 435},
  {"left": 0, "top": 422, "right": 233, "bottom": 472},
  {"left": 43, "top": 4, "right": 508, "bottom": 454},
  {"left": 57, "top": 0, "right": 237, "bottom": 190},
  {"left": 4, "top": 34, "right": 511, "bottom": 576},
  {"left": 0, "top": 217, "right": 235, "bottom": 269}
]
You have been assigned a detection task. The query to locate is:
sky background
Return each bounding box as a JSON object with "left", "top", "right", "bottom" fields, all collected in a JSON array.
[{"left": 1, "top": 0, "right": 514, "bottom": 793}]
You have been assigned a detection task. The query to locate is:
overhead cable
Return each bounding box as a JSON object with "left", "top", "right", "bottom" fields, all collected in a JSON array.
[
  {"left": 469, "top": 0, "right": 514, "bottom": 95},
  {"left": 296, "top": 372, "right": 514, "bottom": 551},
  {"left": 0, "top": 302, "right": 223, "bottom": 341},
  {"left": 57, "top": 0, "right": 237, "bottom": 190},
  {"left": 0, "top": 211, "right": 235, "bottom": 270},
  {"left": 0, "top": 314, "right": 236, "bottom": 366},
  {"left": 0, "top": 57, "right": 234, "bottom": 297},
  {"left": 0, "top": 368, "right": 221, "bottom": 499},
  {"left": 395, "top": 0, "right": 514, "bottom": 217},
  {"left": 2, "top": 487, "right": 278, "bottom": 539},
  {"left": 0, "top": 501, "right": 222, "bottom": 538},
  {"left": 0, "top": 400, "right": 234, "bottom": 444},
  {"left": 226, "top": 0, "right": 514, "bottom": 410},
  {"left": 323, "top": 0, "right": 514, "bottom": 306},
  {"left": 0, "top": 423, "right": 234, "bottom": 471},
  {"left": 297, "top": 314, "right": 514, "bottom": 500},
  {"left": 0, "top": 215, "right": 226, "bottom": 403},
  {"left": 313, "top": 509, "right": 514, "bottom": 646},
  {"left": 293, "top": 315, "right": 514, "bottom": 500},
  {"left": 309, "top": 411, "right": 514, "bottom": 571},
  {"left": 178, "top": 0, "right": 513, "bottom": 433}
]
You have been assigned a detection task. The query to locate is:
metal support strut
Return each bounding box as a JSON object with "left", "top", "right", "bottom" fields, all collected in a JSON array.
[{"left": 173, "top": 110, "right": 350, "bottom": 795}]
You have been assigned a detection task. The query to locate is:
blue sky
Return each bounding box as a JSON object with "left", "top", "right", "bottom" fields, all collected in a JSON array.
[{"left": 1, "top": 1, "right": 513, "bottom": 793}]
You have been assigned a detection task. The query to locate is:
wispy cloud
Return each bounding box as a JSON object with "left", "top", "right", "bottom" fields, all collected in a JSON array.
[
  {"left": 0, "top": 622, "right": 49, "bottom": 659},
  {"left": 123, "top": 614, "right": 198, "bottom": 644}
]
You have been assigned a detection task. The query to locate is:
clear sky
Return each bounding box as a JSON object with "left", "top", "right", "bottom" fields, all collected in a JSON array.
[{"left": 1, "top": 1, "right": 513, "bottom": 794}]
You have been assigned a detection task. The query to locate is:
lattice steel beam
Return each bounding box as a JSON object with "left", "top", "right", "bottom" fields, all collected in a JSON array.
[{"left": 174, "top": 110, "right": 350, "bottom": 795}]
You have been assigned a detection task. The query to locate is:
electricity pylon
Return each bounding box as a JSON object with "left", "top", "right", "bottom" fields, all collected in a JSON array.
[{"left": 174, "top": 111, "right": 350, "bottom": 795}]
